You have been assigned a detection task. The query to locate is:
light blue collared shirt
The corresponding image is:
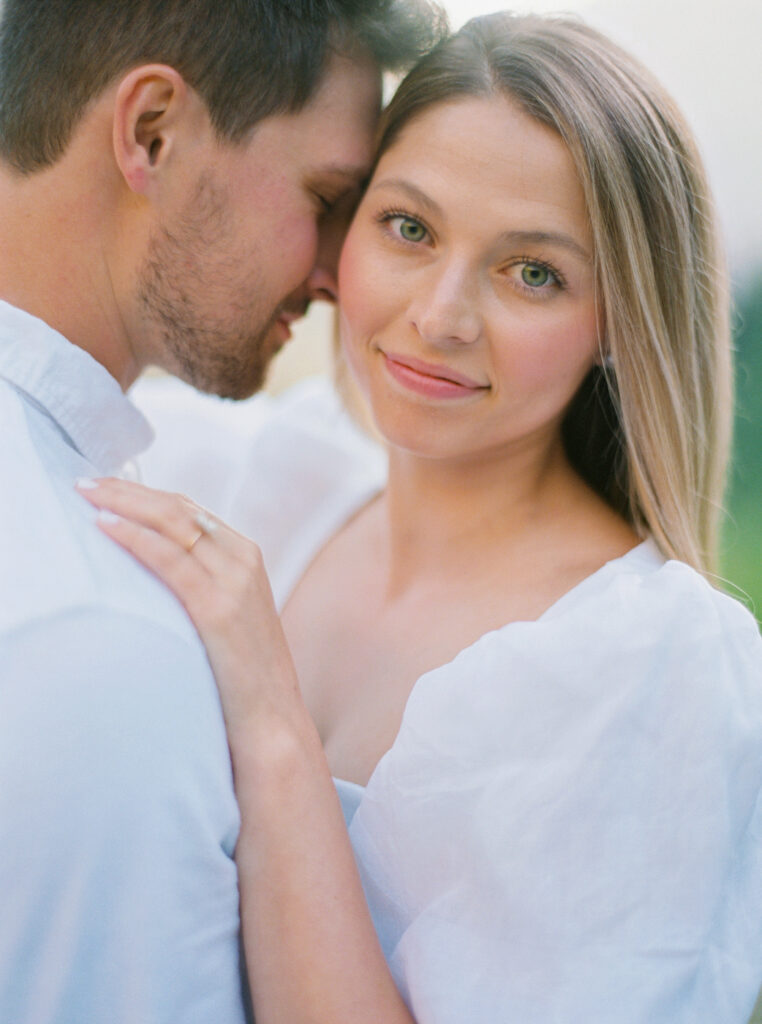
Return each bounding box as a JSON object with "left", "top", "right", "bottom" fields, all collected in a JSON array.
[{"left": 0, "top": 301, "right": 250, "bottom": 1024}]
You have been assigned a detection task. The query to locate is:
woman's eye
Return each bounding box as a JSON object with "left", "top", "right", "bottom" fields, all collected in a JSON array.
[
  {"left": 393, "top": 216, "right": 428, "bottom": 243},
  {"left": 520, "top": 263, "right": 554, "bottom": 288},
  {"left": 501, "top": 259, "right": 563, "bottom": 298}
]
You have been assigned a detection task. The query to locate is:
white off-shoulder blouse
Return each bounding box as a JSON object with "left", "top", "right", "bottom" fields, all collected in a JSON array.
[{"left": 136, "top": 375, "right": 762, "bottom": 1024}]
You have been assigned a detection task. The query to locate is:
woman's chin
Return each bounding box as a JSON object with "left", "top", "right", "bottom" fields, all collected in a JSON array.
[{"left": 367, "top": 406, "right": 471, "bottom": 463}]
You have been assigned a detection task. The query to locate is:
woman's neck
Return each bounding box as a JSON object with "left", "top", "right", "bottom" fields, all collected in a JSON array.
[{"left": 377, "top": 435, "right": 586, "bottom": 596}]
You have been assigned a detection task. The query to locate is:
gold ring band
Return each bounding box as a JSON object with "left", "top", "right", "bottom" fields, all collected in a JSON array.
[
  {"left": 185, "top": 509, "right": 218, "bottom": 554},
  {"left": 186, "top": 529, "right": 205, "bottom": 553}
]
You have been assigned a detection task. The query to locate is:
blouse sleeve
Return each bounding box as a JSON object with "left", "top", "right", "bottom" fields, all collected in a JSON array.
[
  {"left": 133, "top": 375, "right": 386, "bottom": 608},
  {"left": 223, "top": 378, "right": 385, "bottom": 607},
  {"left": 349, "top": 559, "right": 762, "bottom": 1024},
  {"left": 131, "top": 374, "right": 274, "bottom": 516}
]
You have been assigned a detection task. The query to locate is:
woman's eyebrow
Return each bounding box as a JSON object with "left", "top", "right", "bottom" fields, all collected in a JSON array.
[
  {"left": 367, "top": 178, "right": 443, "bottom": 219},
  {"left": 497, "top": 229, "right": 591, "bottom": 262}
]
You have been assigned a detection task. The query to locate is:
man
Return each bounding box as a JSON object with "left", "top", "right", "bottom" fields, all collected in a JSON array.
[{"left": 0, "top": 2, "right": 444, "bottom": 1021}]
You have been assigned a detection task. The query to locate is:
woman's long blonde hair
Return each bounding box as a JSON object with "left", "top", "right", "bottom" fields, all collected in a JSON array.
[{"left": 364, "top": 13, "right": 732, "bottom": 576}]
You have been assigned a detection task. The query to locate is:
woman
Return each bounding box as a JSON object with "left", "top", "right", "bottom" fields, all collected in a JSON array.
[{"left": 78, "top": 13, "right": 762, "bottom": 1023}]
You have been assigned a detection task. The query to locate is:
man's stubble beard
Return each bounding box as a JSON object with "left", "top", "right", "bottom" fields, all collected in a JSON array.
[{"left": 137, "top": 176, "right": 278, "bottom": 400}]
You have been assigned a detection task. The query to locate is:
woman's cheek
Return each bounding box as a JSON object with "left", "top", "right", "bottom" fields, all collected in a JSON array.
[
  {"left": 337, "top": 232, "right": 381, "bottom": 353},
  {"left": 337, "top": 305, "right": 371, "bottom": 397},
  {"left": 337, "top": 225, "right": 366, "bottom": 316}
]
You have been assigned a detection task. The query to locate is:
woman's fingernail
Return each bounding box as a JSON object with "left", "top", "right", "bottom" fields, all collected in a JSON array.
[
  {"left": 76, "top": 477, "right": 99, "bottom": 490},
  {"left": 97, "top": 510, "right": 123, "bottom": 525}
]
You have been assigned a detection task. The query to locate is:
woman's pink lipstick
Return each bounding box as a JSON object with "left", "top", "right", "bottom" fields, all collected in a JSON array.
[{"left": 382, "top": 352, "right": 488, "bottom": 400}]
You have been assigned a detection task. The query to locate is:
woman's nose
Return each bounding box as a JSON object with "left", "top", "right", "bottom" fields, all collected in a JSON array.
[{"left": 410, "top": 263, "right": 481, "bottom": 346}]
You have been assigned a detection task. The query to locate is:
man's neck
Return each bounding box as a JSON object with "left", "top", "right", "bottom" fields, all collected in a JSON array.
[{"left": 0, "top": 157, "right": 142, "bottom": 391}]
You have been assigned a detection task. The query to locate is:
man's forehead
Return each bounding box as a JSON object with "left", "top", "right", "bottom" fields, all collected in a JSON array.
[{"left": 304, "top": 52, "right": 382, "bottom": 131}]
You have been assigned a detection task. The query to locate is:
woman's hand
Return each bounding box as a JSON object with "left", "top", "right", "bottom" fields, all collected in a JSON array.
[
  {"left": 75, "top": 477, "right": 301, "bottom": 743},
  {"left": 75, "top": 475, "right": 415, "bottom": 1024}
]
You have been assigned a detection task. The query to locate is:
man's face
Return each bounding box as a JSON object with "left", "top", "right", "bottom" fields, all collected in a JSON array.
[{"left": 137, "top": 54, "right": 381, "bottom": 399}]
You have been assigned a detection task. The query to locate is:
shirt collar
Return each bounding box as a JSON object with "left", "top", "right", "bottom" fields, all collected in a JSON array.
[{"left": 0, "top": 299, "right": 154, "bottom": 473}]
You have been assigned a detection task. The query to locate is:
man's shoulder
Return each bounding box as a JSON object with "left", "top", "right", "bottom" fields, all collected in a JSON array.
[{"left": 0, "top": 380, "right": 200, "bottom": 647}]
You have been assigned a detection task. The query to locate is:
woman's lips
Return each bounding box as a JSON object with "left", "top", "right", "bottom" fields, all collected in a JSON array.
[{"left": 381, "top": 352, "right": 488, "bottom": 400}]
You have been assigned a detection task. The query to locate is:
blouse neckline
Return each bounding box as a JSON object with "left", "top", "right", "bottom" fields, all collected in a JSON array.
[{"left": 265, "top": 381, "right": 667, "bottom": 798}]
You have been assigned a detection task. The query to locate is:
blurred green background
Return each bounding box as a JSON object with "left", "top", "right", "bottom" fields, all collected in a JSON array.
[{"left": 723, "top": 275, "right": 762, "bottom": 626}]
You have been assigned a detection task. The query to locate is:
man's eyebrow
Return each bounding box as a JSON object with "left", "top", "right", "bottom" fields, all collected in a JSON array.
[
  {"left": 368, "top": 179, "right": 591, "bottom": 261},
  {"left": 317, "top": 163, "right": 372, "bottom": 187}
]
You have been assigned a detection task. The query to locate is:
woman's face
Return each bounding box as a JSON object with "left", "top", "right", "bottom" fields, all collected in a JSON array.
[{"left": 338, "top": 94, "right": 601, "bottom": 465}]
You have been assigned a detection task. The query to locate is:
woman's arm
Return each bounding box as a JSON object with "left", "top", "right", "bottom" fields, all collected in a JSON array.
[{"left": 76, "top": 477, "right": 415, "bottom": 1024}]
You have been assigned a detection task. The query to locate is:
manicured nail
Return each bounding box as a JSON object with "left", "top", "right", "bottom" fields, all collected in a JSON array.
[
  {"left": 97, "top": 510, "right": 123, "bottom": 525},
  {"left": 76, "top": 477, "right": 99, "bottom": 490}
]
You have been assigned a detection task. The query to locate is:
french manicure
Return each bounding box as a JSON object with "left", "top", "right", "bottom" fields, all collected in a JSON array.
[
  {"left": 75, "top": 477, "right": 99, "bottom": 490},
  {"left": 97, "top": 510, "right": 123, "bottom": 525}
]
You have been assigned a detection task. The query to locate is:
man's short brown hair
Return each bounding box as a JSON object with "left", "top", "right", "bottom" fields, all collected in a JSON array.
[{"left": 0, "top": 0, "right": 447, "bottom": 173}]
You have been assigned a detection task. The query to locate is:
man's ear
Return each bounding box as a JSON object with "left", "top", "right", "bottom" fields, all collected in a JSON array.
[{"left": 112, "top": 64, "right": 199, "bottom": 194}]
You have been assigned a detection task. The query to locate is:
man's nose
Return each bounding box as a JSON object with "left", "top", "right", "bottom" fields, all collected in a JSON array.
[
  {"left": 306, "top": 211, "right": 351, "bottom": 304},
  {"left": 305, "top": 263, "right": 338, "bottom": 305}
]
